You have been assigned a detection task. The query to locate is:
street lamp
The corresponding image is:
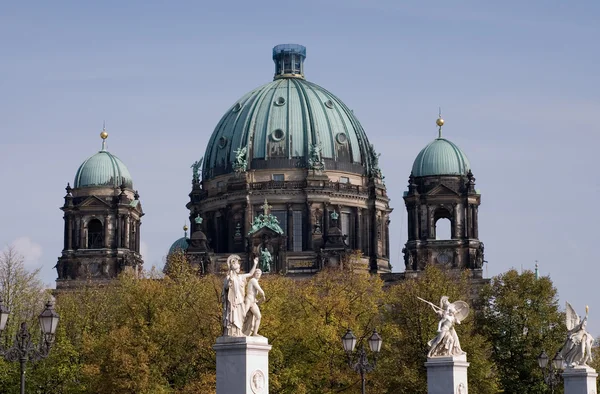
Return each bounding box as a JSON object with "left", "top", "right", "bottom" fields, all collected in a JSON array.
[
  {"left": 0, "top": 296, "right": 60, "bottom": 394},
  {"left": 537, "top": 350, "right": 563, "bottom": 393},
  {"left": 341, "top": 328, "right": 382, "bottom": 394}
]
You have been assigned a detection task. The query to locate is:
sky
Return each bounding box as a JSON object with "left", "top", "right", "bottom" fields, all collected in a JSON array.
[{"left": 1, "top": 1, "right": 599, "bottom": 334}]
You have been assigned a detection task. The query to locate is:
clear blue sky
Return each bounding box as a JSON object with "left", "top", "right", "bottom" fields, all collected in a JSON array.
[{"left": 1, "top": 1, "right": 598, "bottom": 331}]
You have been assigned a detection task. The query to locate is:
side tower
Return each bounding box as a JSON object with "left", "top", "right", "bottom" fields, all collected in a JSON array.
[
  {"left": 403, "top": 116, "right": 484, "bottom": 278},
  {"left": 56, "top": 129, "right": 144, "bottom": 289}
]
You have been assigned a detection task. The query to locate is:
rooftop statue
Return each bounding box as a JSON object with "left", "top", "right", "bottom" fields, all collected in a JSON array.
[
  {"left": 248, "top": 199, "right": 284, "bottom": 235},
  {"left": 222, "top": 255, "right": 258, "bottom": 337},
  {"left": 368, "top": 143, "right": 382, "bottom": 178},
  {"left": 307, "top": 143, "right": 325, "bottom": 171},
  {"left": 419, "top": 296, "right": 469, "bottom": 358},
  {"left": 233, "top": 147, "right": 248, "bottom": 173},
  {"left": 191, "top": 157, "right": 203, "bottom": 182},
  {"left": 560, "top": 302, "right": 594, "bottom": 368}
]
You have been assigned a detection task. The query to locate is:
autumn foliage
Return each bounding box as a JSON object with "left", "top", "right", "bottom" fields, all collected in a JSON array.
[{"left": 0, "top": 251, "right": 567, "bottom": 393}]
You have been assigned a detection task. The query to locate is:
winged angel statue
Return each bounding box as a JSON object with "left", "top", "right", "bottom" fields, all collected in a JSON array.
[
  {"left": 560, "top": 302, "right": 594, "bottom": 368},
  {"left": 419, "top": 296, "right": 470, "bottom": 358}
]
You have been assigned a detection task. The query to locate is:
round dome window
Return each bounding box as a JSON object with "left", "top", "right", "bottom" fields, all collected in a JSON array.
[
  {"left": 324, "top": 99, "right": 334, "bottom": 109},
  {"left": 271, "top": 129, "right": 285, "bottom": 141},
  {"left": 232, "top": 103, "right": 242, "bottom": 112},
  {"left": 336, "top": 133, "right": 348, "bottom": 144},
  {"left": 274, "top": 97, "right": 286, "bottom": 106},
  {"left": 218, "top": 136, "right": 228, "bottom": 149}
]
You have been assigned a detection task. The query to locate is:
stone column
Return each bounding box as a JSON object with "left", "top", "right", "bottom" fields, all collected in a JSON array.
[
  {"left": 80, "top": 218, "right": 86, "bottom": 249},
  {"left": 413, "top": 204, "right": 420, "bottom": 240},
  {"left": 425, "top": 354, "right": 469, "bottom": 394},
  {"left": 385, "top": 217, "right": 390, "bottom": 258},
  {"left": 124, "top": 214, "right": 130, "bottom": 250},
  {"left": 473, "top": 206, "right": 479, "bottom": 239},
  {"left": 287, "top": 204, "right": 293, "bottom": 251},
  {"left": 563, "top": 366, "right": 598, "bottom": 394},
  {"left": 104, "top": 214, "right": 110, "bottom": 248},
  {"left": 214, "top": 336, "right": 272, "bottom": 394},
  {"left": 354, "top": 208, "right": 361, "bottom": 251},
  {"left": 136, "top": 221, "right": 141, "bottom": 253},
  {"left": 65, "top": 214, "right": 72, "bottom": 250}
]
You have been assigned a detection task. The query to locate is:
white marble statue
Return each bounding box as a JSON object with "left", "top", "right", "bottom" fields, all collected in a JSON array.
[
  {"left": 560, "top": 302, "right": 594, "bottom": 368},
  {"left": 222, "top": 255, "right": 258, "bottom": 337},
  {"left": 419, "top": 296, "right": 469, "bottom": 358},
  {"left": 242, "top": 268, "right": 266, "bottom": 337}
]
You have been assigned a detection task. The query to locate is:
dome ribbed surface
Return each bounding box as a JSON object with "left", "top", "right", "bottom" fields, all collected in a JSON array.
[
  {"left": 203, "top": 77, "right": 375, "bottom": 179},
  {"left": 168, "top": 237, "right": 189, "bottom": 255},
  {"left": 74, "top": 151, "right": 133, "bottom": 188},
  {"left": 412, "top": 138, "right": 471, "bottom": 177}
]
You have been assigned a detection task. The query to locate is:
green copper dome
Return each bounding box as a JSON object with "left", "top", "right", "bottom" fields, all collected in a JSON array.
[
  {"left": 412, "top": 137, "right": 471, "bottom": 177},
  {"left": 168, "top": 237, "right": 189, "bottom": 255},
  {"left": 74, "top": 150, "right": 133, "bottom": 188},
  {"left": 203, "top": 44, "right": 377, "bottom": 179}
]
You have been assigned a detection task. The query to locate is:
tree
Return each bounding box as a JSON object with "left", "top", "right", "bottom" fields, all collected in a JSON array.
[
  {"left": 476, "top": 269, "right": 566, "bottom": 393},
  {"left": 0, "top": 245, "right": 51, "bottom": 394},
  {"left": 380, "top": 265, "right": 499, "bottom": 394}
]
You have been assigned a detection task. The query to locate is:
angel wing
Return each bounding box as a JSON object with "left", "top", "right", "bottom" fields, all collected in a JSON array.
[
  {"left": 451, "top": 301, "right": 470, "bottom": 322},
  {"left": 565, "top": 301, "right": 580, "bottom": 331}
]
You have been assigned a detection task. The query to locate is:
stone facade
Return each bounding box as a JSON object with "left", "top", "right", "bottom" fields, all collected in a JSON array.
[
  {"left": 402, "top": 169, "right": 484, "bottom": 279},
  {"left": 186, "top": 167, "right": 392, "bottom": 275},
  {"left": 55, "top": 183, "right": 144, "bottom": 289}
]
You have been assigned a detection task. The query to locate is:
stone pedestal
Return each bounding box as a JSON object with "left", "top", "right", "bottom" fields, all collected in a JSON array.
[
  {"left": 425, "top": 354, "right": 469, "bottom": 394},
  {"left": 214, "top": 336, "right": 271, "bottom": 394},
  {"left": 563, "top": 366, "right": 598, "bottom": 394}
]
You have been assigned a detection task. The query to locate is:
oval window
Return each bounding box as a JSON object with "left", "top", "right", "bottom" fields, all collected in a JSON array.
[
  {"left": 271, "top": 129, "right": 285, "bottom": 141},
  {"left": 274, "top": 97, "right": 286, "bottom": 106},
  {"left": 232, "top": 102, "right": 242, "bottom": 112},
  {"left": 324, "top": 99, "right": 334, "bottom": 109},
  {"left": 336, "top": 133, "right": 348, "bottom": 144},
  {"left": 218, "top": 136, "right": 228, "bottom": 149}
]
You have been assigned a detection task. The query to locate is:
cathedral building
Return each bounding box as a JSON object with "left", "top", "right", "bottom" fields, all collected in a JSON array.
[{"left": 56, "top": 44, "right": 486, "bottom": 287}]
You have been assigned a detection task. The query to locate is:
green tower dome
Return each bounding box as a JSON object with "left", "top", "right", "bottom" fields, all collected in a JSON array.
[
  {"left": 411, "top": 137, "right": 471, "bottom": 177},
  {"left": 168, "top": 237, "right": 189, "bottom": 255},
  {"left": 74, "top": 135, "right": 133, "bottom": 188},
  {"left": 202, "top": 44, "right": 378, "bottom": 179}
]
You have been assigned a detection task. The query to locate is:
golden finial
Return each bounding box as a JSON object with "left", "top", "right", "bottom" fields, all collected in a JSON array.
[
  {"left": 100, "top": 122, "right": 108, "bottom": 150},
  {"left": 436, "top": 108, "right": 444, "bottom": 138},
  {"left": 586, "top": 305, "right": 589, "bottom": 315},
  {"left": 183, "top": 224, "right": 189, "bottom": 232}
]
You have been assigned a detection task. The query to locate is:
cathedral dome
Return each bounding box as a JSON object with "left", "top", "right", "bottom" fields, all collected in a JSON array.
[
  {"left": 168, "top": 237, "right": 189, "bottom": 255},
  {"left": 74, "top": 135, "right": 133, "bottom": 189},
  {"left": 411, "top": 137, "right": 471, "bottom": 177},
  {"left": 202, "top": 44, "right": 376, "bottom": 179}
]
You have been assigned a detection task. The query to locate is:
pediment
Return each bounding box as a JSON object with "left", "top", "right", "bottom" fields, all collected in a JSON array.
[
  {"left": 247, "top": 226, "right": 283, "bottom": 239},
  {"left": 426, "top": 184, "right": 459, "bottom": 196},
  {"left": 129, "top": 199, "right": 144, "bottom": 214},
  {"left": 78, "top": 195, "right": 111, "bottom": 208}
]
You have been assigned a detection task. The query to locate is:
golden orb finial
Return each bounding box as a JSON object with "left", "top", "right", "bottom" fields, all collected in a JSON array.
[
  {"left": 183, "top": 224, "right": 189, "bottom": 232},
  {"left": 100, "top": 130, "right": 108, "bottom": 139},
  {"left": 436, "top": 108, "right": 444, "bottom": 138}
]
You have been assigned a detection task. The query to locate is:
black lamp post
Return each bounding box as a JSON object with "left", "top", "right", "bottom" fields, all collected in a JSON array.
[
  {"left": 0, "top": 296, "right": 60, "bottom": 394},
  {"left": 537, "top": 350, "right": 563, "bottom": 393},
  {"left": 341, "top": 328, "right": 382, "bottom": 394}
]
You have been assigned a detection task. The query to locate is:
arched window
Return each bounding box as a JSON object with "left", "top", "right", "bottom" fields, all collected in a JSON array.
[
  {"left": 88, "top": 219, "right": 104, "bottom": 249},
  {"left": 435, "top": 218, "right": 452, "bottom": 240}
]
